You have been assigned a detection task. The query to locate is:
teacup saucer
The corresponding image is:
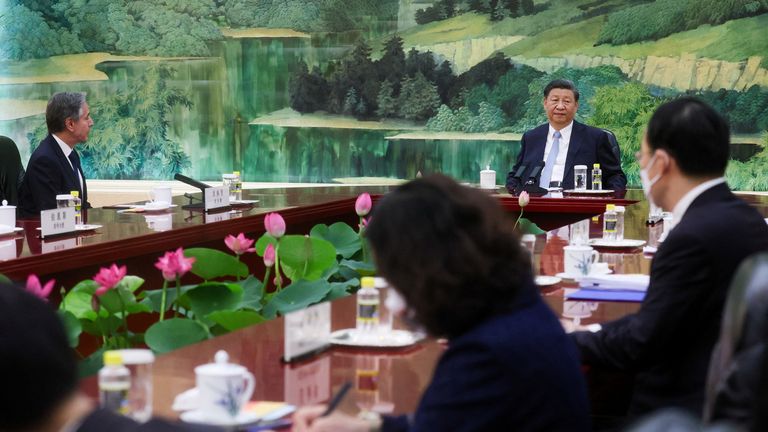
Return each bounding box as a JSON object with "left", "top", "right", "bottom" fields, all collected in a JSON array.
[
  {"left": 180, "top": 409, "right": 260, "bottom": 426},
  {"left": 556, "top": 269, "right": 613, "bottom": 280}
]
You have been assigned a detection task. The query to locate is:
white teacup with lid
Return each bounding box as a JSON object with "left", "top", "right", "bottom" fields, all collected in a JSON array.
[
  {"left": 194, "top": 350, "right": 255, "bottom": 422},
  {"left": 0, "top": 200, "right": 15, "bottom": 233}
]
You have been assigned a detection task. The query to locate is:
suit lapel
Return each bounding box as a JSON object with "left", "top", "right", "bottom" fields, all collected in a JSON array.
[
  {"left": 46, "top": 135, "right": 80, "bottom": 193},
  {"left": 562, "top": 121, "right": 584, "bottom": 187},
  {"left": 530, "top": 125, "right": 548, "bottom": 163}
]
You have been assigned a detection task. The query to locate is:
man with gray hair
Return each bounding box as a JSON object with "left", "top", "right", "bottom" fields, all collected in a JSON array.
[{"left": 19, "top": 92, "right": 93, "bottom": 217}]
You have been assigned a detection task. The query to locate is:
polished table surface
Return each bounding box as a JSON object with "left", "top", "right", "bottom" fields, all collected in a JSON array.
[
  {"left": 71, "top": 188, "right": 767, "bottom": 425},
  {"left": 0, "top": 186, "right": 637, "bottom": 283}
]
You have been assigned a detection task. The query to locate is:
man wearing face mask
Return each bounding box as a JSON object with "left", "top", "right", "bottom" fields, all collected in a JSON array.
[{"left": 570, "top": 97, "right": 768, "bottom": 418}]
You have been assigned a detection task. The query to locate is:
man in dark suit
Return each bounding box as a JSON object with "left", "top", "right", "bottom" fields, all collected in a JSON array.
[
  {"left": 506, "top": 79, "right": 626, "bottom": 192},
  {"left": 19, "top": 92, "right": 93, "bottom": 217},
  {"left": 570, "top": 98, "right": 768, "bottom": 417}
]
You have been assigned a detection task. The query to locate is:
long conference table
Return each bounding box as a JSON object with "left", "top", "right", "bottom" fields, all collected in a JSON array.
[{"left": 6, "top": 186, "right": 768, "bottom": 424}]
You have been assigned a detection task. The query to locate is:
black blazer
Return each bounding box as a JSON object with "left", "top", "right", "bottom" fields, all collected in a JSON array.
[
  {"left": 382, "top": 282, "right": 591, "bottom": 431},
  {"left": 572, "top": 183, "right": 768, "bottom": 416},
  {"left": 506, "top": 121, "right": 626, "bottom": 192},
  {"left": 18, "top": 134, "right": 89, "bottom": 217}
]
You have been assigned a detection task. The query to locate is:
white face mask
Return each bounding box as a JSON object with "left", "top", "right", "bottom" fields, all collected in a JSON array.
[
  {"left": 640, "top": 154, "right": 663, "bottom": 208},
  {"left": 385, "top": 288, "right": 407, "bottom": 316}
]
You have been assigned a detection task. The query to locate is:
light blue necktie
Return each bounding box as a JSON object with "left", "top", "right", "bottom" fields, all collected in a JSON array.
[{"left": 539, "top": 130, "right": 561, "bottom": 188}]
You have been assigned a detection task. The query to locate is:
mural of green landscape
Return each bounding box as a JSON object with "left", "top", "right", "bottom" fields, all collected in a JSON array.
[{"left": 1, "top": 0, "right": 767, "bottom": 188}]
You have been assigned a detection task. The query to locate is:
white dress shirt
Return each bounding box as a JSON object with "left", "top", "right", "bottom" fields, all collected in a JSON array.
[
  {"left": 542, "top": 121, "right": 574, "bottom": 183},
  {"left": 52, "top": 133, "right": 84, "bottom": 191}
]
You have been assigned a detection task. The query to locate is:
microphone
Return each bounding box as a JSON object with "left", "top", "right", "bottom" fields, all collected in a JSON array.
[
  {"left": 511, "top": 164, "right": 528, "bottom": 182},
  {"left": 174, "top": 173, "right": 210, "bottom": 210},
  {"left": 525, "top": 161, "right": 546, "bottom": 185},
  {"left": 520, "top": 161, "right": 548, "bottom": 197},
  {"left": 174, "top": 173, "right": 210, "bottom": 190}
]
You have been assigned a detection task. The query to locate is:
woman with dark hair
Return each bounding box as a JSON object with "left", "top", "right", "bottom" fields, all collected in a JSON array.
[{"left": 294, "top": 174, "right": 590, "bottom": 432}]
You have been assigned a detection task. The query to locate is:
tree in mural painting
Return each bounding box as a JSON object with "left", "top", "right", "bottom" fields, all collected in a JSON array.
[
  {"left": 468, "top": 0, "right": 490, "bottom": 13},
  {"left": 434, "top": 61, "right": 456, "bottom": 104},
  {"left": 520, "top": 0, "right": 534, "bottom": 15},
  {"left": 490, "top": 0, "right": 506, "bottom": 21},
  {"left": 0, "top": 4, "right": 84, "bottom": 60},
  {"left": 81, "top": 64, "right": 192, "bottom": 179},
  {"left": 504, "top": 0, "right": 520, "bottom": 17},
  {"left": 289, "top": 61, "right": 330, "bottom": 113},
  {"left": 376, "top": 80, "right": 398, "bottom": 118},
  {"left": 405, "top": 48, "right": 437, "bottom": 82},
  {"left": 589, "top": 82, "right": 660, "bottom": 187},
  {"left": 338, "top": 40, "right": 379, "bottom": 117},
  {"left": 399, "top": 73, "right": 441, "bottom": 121},
  {"left": 343, "top": 88, "right": 360, "bottom": 116},
  {"left": 376, "top": 36, "right": 406, "bottom": 95}
]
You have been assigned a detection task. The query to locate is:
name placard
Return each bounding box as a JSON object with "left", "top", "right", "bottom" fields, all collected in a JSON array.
[
  {"left": 204, "top": 186, "right": 230, "bottom": 211},
  {"left": 40, "top": 208, "right": 76, "bottom": 238},
  {"left": 42, "top": 237, "right": 78, "bottom": 254},
  {"left": 205, "top": 210, "right": 231, "bottom": 224},
  {"left": 284, "top": 302, "right": 331, "bottom": 362}
]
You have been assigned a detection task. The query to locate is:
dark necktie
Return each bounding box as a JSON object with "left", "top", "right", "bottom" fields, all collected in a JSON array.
[{"left": 68, "top": 150, "right": 86, "bottom": 203}]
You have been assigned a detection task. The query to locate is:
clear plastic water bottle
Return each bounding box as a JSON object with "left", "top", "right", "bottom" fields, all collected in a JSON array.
[
  {"left": 70, "top": 190, "right": 82, "bottom": 225},
  {"left": 591, "top": 163, "right": 602, "bottom": 190},
  {"left": 615, "top": 205, "right": 625, "bottom": 241},
  {"left": 232, "top": 171, "right": 242, "bottom": 201},
  {"left": 356, "top": 277, "right": 380, "bottom": 338},
  {"left": 603, "top": 204, "right": 618, "bottom": 241},
  {"left": 99, "top": 351, "right": 131, "bottom": 415}
]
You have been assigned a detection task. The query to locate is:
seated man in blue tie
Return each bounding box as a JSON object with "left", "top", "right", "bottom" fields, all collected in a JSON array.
[
  {"left": 19, "top": 92, "right": 93, "bottom": 217},
  {"left": 506, "top": 79, "right": 626, "bottom": 193}
]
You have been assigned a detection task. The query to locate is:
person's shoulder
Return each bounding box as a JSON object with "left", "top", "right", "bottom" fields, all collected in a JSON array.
[{"left": 523, "top": 123, "right": 549, "bottom": 136}]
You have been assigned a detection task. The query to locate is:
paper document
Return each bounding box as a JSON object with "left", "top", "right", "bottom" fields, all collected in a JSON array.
[{"left": 578, "top": 274, "right": 649, "bottom": 291}]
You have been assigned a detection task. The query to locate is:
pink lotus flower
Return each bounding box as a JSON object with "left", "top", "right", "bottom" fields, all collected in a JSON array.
[
  {"left": 155, "top": 248, "right": 196, "bottom": 282},
  {"left": 264, "top": 212, "right": 286, "bottom": 238},
  {"left": 518, "top": 191, "right": 530, "bottom": 208},
  {"left": 263, "top": 244, "right": 275, "bottom": 267},
  {"left": 94, "top": 264, "right": 127, "bottom": 296},
  {"left": 355, "top": 193, "right": 372, "bottom": 216},
  {"left": 225, "top": 233, "right": 256, "bottom": 256},
  {"left": 26, "top": 274, "right": 55, "bottom": 301}
]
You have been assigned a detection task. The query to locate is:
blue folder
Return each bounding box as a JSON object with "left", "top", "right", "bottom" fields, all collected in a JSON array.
[{"left": 565, "top": 288, "right": 645, "bottom": 302}]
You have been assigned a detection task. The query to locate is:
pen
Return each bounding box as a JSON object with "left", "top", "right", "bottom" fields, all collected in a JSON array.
[{"left": 320, "top": 381, "right": 352, "bottom": 417}]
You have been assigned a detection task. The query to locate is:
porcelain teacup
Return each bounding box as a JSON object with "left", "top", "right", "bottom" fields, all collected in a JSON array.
[
  {"left": 563, "top": 245, "right": 599, "bottom": 277},
  {"left": 194, "top": 350, "right": 255, "bottom": 422}
]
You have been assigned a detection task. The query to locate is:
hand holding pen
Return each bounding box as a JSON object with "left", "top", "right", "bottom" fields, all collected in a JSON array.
[{"left": 291, "top": 381, "right": 377, "bottom": 432}]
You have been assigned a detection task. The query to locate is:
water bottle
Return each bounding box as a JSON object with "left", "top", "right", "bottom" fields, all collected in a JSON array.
[
  {"left": 603, "top": 204, "right": 618, "bottom": 241},
  {"left": 70, "top": 190, "right": 82, "bottom": 225},
  {"left": 99, "top": 351, "right": 131, "bottom": 415},
  {"left": 591, "top": 163, "right": 602, "bottom": 190},
  {"left": 356, "top": 277, "right": 380, "bottom": 338},
  {"left": 232, "top": 171, "right": 242, "bottom": 201}
]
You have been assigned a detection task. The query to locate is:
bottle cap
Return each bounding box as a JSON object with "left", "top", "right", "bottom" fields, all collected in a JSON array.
[
  {"left": 233, "top": 171, "right": 240, "bottom": 176},
  {"left": 103, "top": 350, "right": 123, "bottom": 366},
  {"left": 118, "top": 349, "right": 155, "bottom": 365},
  {"left": 70, "top": 191, "right": 79, "bottom": 198},
  {"left": 606, "top": 204, "right": 616, "bottom": 211},
  {"left": 593, "top": 163, "right": 600, "bottom": 169},
  {"left": 361, "top": 277, "right": 375, "bottom": 288}
]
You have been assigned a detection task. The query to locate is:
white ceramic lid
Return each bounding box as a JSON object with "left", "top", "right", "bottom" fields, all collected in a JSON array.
[
  {"left": 0, "top": 200, "right": 15, "bottom": 209},
  {"left": 56, "top": 194, "right": 73, "bottom": 200},
  {"left": 195, "top": 350, "right": 246, "bottom": 376},
  {"left": 574, "top": 165, "right": 588, "bottom": 169}
]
